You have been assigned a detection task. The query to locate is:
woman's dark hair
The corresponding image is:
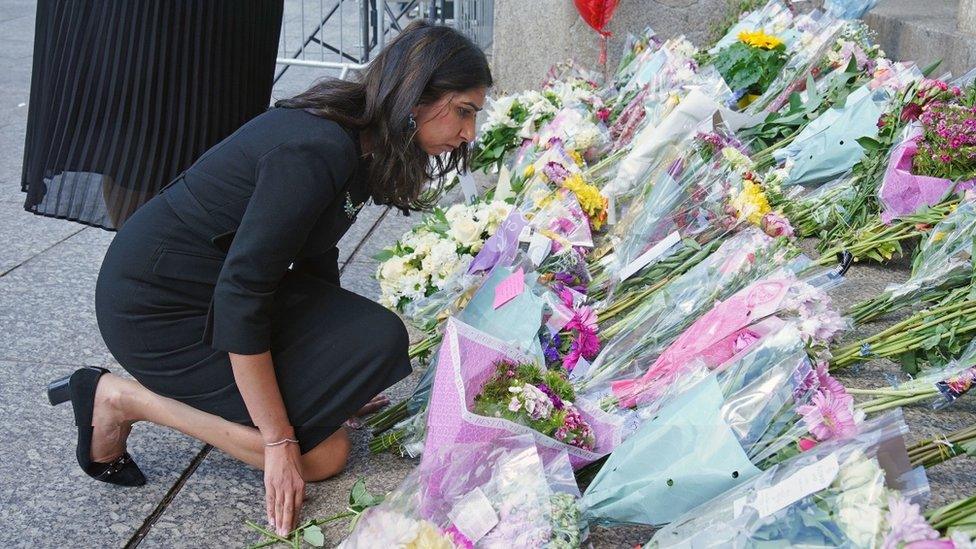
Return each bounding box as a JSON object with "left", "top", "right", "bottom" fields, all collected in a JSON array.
[{"left": 276, "top": 21, "right": 492, "bottom": 211}]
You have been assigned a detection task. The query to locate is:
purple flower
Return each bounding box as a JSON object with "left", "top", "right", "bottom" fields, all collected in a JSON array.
[
  {"left": 882, "top": 496, "right": 941, "bottom": 549},
  {"left": 536, "top": 383, "right": 564, "bottom": 410},
  {"left": 543, "top": 161, "right": 571, "bottom": 184}
]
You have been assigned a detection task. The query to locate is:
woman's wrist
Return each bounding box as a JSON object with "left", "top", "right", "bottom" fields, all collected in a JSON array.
[{"left": 260, "top": 425, "right": 296, "bottom": 445}]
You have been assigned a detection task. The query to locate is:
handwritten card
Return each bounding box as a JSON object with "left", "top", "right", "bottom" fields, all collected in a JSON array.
[{"left": 493, "top": 267, "right": 525, "bottom": 309}]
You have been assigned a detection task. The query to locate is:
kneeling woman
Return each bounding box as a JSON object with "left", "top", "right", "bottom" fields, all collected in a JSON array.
[{"left": 47, "top": 21, "right": 491, "bottom": 536}]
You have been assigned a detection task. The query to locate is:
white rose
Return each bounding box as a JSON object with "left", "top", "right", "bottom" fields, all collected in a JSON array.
[
  {"left": 450, "top": 217, "right": 484, "bottom": 249},
  {"left": 378, "top": 255, "right": 409, "bottom": 282},
  {"left": 444, "top": 203, "right": 469, "bottom": 225}
]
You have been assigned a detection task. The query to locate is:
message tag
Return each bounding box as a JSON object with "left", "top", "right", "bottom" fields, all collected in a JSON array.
[
  {"left": 495, "top": 165, "right": 513, "bottom": 202},
  {"left": 545, "top": 293, "right": 574, "bottom": 333},
  {"left": 569, "top": 357, "right": 593, "bottom": 380},
  {"left": 459, "top": 171, "right": 478, "bottom": 204},
  {"left": 527, "top": 232, "right": 552, "bottom": 266},
  {"left": 448, "top": 487, "right": 499, "bottom": 543},
  {"left": 617, "top": 231, "right": 682, "bottom": 282},
  {"left": 753, "top": 453, "right": 839, "bottom": 518},
  {"left": 493, "top": 267, "right": 525, "bottom": 309}
]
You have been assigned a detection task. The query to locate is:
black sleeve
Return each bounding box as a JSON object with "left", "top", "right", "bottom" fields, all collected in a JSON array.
[
  {"left": 291, "top": 247, "right": 342, "bottom": 287},
  {"left": 210, "top": 133, "right": 355, "bottom": 354}
]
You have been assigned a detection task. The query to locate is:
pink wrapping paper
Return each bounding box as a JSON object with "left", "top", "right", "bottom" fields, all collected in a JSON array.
[
  {"left": 610, "top": 277, "right": 793, "bottom": 408},
  {"left": 421, "top": 317, "right": 621, "bottom": 476},
  {"left": 880, "top": 127, "right": 976, "bottom": 224}
]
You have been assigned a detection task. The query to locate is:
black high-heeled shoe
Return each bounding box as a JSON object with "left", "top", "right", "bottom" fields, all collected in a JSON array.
[{"left": 47, "top": 366, "right": 146, "bottom": 487}]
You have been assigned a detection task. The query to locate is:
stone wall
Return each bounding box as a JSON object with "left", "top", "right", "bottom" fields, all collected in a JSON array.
[
  {"left": 490, "top": 0, "right": 730, "bottom": 93},
  {"left": 865, "top": 0, "right": 976, "bottom": 80}
]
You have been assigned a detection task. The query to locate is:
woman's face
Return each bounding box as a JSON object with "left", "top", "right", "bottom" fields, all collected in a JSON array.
[{"left": 412, "top": 87, "right": 487, "bottom": 156}]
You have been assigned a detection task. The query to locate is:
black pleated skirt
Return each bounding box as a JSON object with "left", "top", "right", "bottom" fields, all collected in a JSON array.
[{"left": 21, "top": 0, "right": 284, "bottom": 230}]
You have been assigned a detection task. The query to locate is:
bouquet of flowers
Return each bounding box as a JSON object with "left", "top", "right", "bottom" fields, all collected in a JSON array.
[
  {"left": 342, "top": 435, "right": 586, "bottom": 548},
  {"left": 423, "top": 317, "right": 620, "bottom": 468},
  {"left": 707, "top": 0, "right": 794, "bottom": 56},
  {"left": 848, "top": 198, "right": 976, "bottom": 324},
  {"left": 473, "top": 361, "right": 596, "bottom": 451},
  {"left": 649, "top": 411, "right": 938, "bottom": 548},
  {"left": 580, "top": 322, "right": 862, "bottom": 526},
  {"left": 745, "top": 15, "right": 848, "bottom": 114},
  {"left": 590, "top": 133, "right": 745, "bottom": 300},
  {"left": 611, "top": 26, "right": 661, "bottom": 90},
  {"left": 712, "top": 28, "right": 789, "bottom": 108},
  {"left": 608, "top": 268, "right": 847, "bottom": 410},
  {"left": 608, "top": 36, "right": 701, "bottom": 148},
  {"left": 575, "top": 228, "right": 800, "bottom": 394},
  {"left": 880, "top": 80, "right": 976, "bottom": 223},
  {"left": 376, "top": 199, "right": 512, "bottom": 313},
  {"left": 472, "top": 90, "right": 562, "bottom": 172}
]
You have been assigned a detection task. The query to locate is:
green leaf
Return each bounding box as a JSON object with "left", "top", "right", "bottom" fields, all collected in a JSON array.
[
  {"left": 920, "top": 331, "right": 944, "bottom": 350},
  {"left": 899, "top": 350, "right": 920, "bottom": 375},
  {"left": 372, "top": 249, "right": 396, "bottom": 262},
  {"left": 348, "top": 478, "right": 383, "bottom": 513},
  {"left": 303, "top": 525, "right": 325, "bottom": 547},
  {"left": 856, "top": 136, "right": 883, "bottom": 151},
  {"left": 349, "top": 478, "right": 368, "bottom": 507},
  {"left": 921, "top": 59, "right": 943, "bottom": 77}
]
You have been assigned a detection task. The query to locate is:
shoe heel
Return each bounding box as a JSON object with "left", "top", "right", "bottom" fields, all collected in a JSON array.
[{"left": 47, "top": 375, "right": 71, "bottom": 406}]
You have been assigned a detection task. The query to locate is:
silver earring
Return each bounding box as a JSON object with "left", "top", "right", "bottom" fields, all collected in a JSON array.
[{"left": 406, "top": 114, "right": 417, "bottom": 131}]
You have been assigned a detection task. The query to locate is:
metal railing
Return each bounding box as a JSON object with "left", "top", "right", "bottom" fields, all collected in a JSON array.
[{"left": 275, "top": 0, "right": 493, "bottom": 82}]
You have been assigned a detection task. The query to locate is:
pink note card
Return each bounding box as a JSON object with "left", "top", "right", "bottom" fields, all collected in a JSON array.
[{"left": 493, "top": 267, "right": 525, "bottom": 309}]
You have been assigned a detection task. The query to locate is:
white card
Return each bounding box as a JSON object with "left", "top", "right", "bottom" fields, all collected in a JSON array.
[
  {"left": 448, "top": 487, "right": 499, "bottom": 543},
  {"left": 528, "top": 232, "right": 552, "bottom": 266},
  {"left": 495, "top": 165, "right": 513, "bottom": 202},
  {"left": 617, "top": 231, "right": 682, "bottom": 281},
  {"left": 570, "top": 357, "right": 593, "bottom": 380},
  {"left": 459, "top": 171, "right": 478, "bottom": 204},
  {"left": 753, "top": 454, "right": 839, "bottom": 518}
]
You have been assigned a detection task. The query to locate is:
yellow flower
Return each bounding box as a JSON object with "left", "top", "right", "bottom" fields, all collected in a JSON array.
[
  {"left": 563, "top": 174, "right": 608, "bottom": 230},
  {"left": 524, "top": 164, "right": 536, "bottom": 179},
  {"left": 569, "top": 150, "right": 585, "bottom": 167},
  {"left": 738, "top": 29, "right": 783, "bottom": 50},
  {"left": 406, "top": 521, "right": 454, "bottom": 549},
  {"left": 730, "top": 179, "right": 771, "bottom": 226}
]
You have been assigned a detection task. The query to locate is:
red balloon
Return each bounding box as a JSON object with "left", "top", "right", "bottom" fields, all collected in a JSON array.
[{"left": 573, "top": 0, "right": 620, "bottom": 37}]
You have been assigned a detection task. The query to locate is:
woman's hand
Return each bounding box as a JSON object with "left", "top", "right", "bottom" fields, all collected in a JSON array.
[{"left": 264, "top": 442, "right": 305, "bottom": 536}]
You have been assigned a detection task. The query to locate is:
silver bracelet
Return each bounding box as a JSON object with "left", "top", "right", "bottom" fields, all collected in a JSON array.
[{"left": 264, "top": 437, "right": 299, "bottom": 447}]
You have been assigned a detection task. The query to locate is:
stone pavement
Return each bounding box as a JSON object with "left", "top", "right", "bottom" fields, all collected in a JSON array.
[{"left": 0, "top": 2, "right": 974, "bottom": 548}]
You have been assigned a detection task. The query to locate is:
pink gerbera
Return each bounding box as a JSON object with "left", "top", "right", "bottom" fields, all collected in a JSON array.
[
  {"left": 815, "top": 363, "right": 852, "bottom": 404},
  {"left": 798, "top": 390, "right": 857, "bottom": 441}
]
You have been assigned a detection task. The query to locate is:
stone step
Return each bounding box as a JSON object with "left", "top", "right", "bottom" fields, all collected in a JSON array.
[{"left": 865, "top": 0, "right": 976, "bottom": 79}]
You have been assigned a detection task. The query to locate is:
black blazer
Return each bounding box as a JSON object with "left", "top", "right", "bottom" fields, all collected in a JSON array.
[{"left": 157, "top": 107, "right": 371, "bottom": 355}]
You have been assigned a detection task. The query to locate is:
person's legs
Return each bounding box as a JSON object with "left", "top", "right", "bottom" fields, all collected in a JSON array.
[{"left": 91, "top": 373, "right": 350, "bottom": 480}]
